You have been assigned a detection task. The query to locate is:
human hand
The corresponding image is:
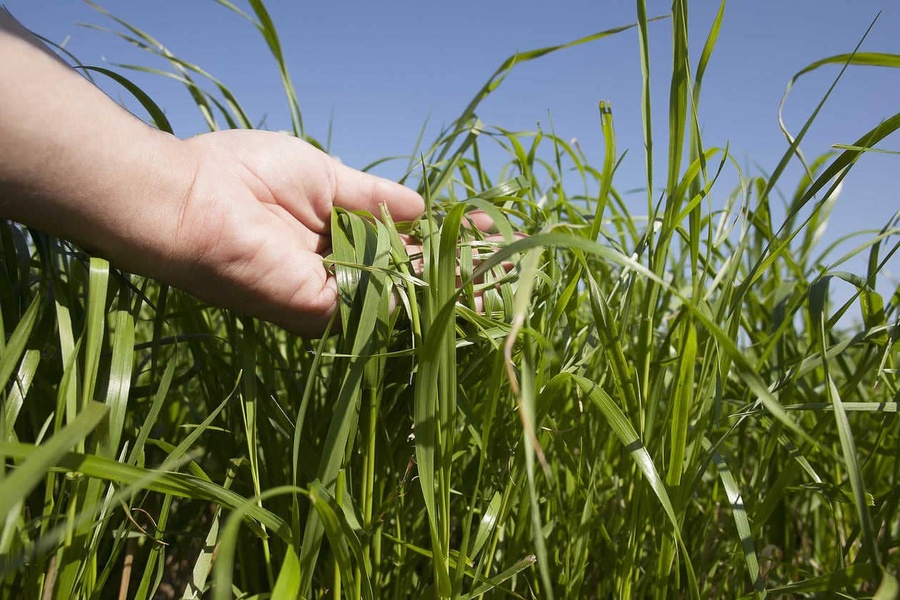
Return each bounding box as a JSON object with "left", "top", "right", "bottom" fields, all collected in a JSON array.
[
  {"left": 159, "top": 129, "right": 425, "bottom": 336},
  {"left": 0, "top": 11, "right": 424, "bottom": 337}
]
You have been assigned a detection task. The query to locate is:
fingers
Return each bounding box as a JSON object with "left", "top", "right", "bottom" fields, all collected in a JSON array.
[
  {"left": 394, "top": 232, "right": 521, "bottom": 319},
  {"left": 278, "top": 272, "right": 340, "bottom": 336},
  {"left": 461, "top": 209, "right": 496, "bottom": 232},
  {"left": 331, "top": 161, "right": 425, "bottom": 223}
]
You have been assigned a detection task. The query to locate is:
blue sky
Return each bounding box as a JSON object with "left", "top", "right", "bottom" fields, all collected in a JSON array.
[{"left": 7, "top": 1, "right": 900, "bottom": 292}]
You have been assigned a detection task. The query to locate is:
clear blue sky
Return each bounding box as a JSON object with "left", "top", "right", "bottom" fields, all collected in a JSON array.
[{"left": 7, "top": 1, "right": 900, "bottom": 291}]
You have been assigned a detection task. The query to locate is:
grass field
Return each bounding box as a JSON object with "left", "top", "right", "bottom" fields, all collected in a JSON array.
[{"left": 1, "top": 1, "right": 899, "bottom": 598}]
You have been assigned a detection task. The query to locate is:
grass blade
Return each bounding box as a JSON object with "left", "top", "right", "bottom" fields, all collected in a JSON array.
[{"left": 0, "top": 402, "right": 107, "bottom": 523}]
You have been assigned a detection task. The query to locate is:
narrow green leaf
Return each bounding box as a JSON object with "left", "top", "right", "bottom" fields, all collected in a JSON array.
[
  {"left": 666, "top": 321, "right": 697, "bottom": 487},
  {"left": 309, "top": 481, "right": 375, "bottom": 600},
  {"left": 271, "top": 544, "right": 301, "bottom": 600},
  {"left": 709, "top": 444, "right": 766, "bottom": 599},
  {"left": 465, "top": 555, "right": 537, "bottom": 599},
  {"left": 101, "top": 308, "right": 134, "bottom": 458},
  {"left": 0, "top": 294, "right": 41, "bottom": 393},
  {"left": 82, "top": 258, "right": 109, "bottom": 414},
  {"left": 470, "top": 491, "right": 502, "bottom": 561},
  {"left": 75, "top": 66, "right": 174, "bottom": 133},
  {"left": 810, "top": 276, "right": 880, "bottom": 564},
  {"left": 0, "top": 443, "right": 288, "bottom": 542},
  {"left": 0, "top": 402, "right": 107, "bottom": 522}
]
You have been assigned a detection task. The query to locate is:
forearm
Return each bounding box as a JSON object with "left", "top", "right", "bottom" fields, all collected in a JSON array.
[{"left": 0, "top": 8, "right": 194, "bottom": 273}]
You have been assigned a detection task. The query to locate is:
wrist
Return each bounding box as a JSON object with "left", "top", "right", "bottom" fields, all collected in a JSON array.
[{"left": 78, "top": 130, "right": 199, "bottom": 283}]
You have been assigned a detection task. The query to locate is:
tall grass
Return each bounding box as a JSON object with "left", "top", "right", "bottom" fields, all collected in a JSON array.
[{"left": 2, "top": 1, "right": 899, "bottom": 598}]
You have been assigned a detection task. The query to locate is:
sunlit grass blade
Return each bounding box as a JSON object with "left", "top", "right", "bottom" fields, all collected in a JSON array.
[
  {"left": 809, "top": 276, "right": 880, "bottom": 565},
  {"left": 127, "top": 356, "right": 176, "bottom": 467},
  {"left": 666, "top": 0, "right": 690, "bottom": 197},
  {"left": 1, "top": 348, "right": 39, "bottom": 445},
  {"left": 0, "top": 294, "right": 41, "bottom": 393},
  {"left": 635, "top": 0, "right": 655, "bottom": 214},
  {"left": 181, "top": 458, "right": 242, "bottom": 599},
  {"left": 464, "top": 555, "right": 537, "bottom": 599},
  {"left": 299, "top": 208, "right": 389, "bottom": 593},
  {"left": 505, "top": 247, "right": 552, "bottom": 597},
  {"left": 432, "top": 16, "right": 666, "bottom": 168},
  {"left": 708, "top": 443, "right": 765, "bottom": 599},
  {"left": 764, "top": 564, "right": 878, "bottom": 596},
  {"left": 874, "top": 572, "right": 899, "bottom": 600},
  {"left": 309, "top": 480, "right": 375, "bottom": 600},
  {"left": 81, "top": 258, "right": 108, "bottom": 415},
  {"left": 469, "top": 491, "right": 501, "bottom": 562},
  {"left": 79, "top": 13, "right": 253, "bottom": 130},
  {"left": 0, "top": 402, "right": 106, "bottom": 523},
  {"left": 214, "top": 486, "right": 304, "bottom": 600},
  {"left": 211, "top": 0, "right": 305, "bottom": 138},
  {"left": 791, "top": 51, "right": 900, "bottom": 79},
  {"left": 100, "top": 304, "right": 134, "bottom": 459},
  {"left": 0, "top": 442, "right": 288, "bottom": 542},
  {"left": 74, "top": 66, "right": 174, "bottom": 133},
  {"left": 666, "top": 320, "right": 696, "bottom": 488},
  {"left": 271, "top": 544, "right": 301, "bottom": 600},
  {"left": 556, "top": 374, "right": 699, "bottom": 598}
]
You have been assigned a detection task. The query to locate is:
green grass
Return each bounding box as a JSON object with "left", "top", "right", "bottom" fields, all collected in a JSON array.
[{"left": 3, "top": 1, "right": 900, "bottom": 598}]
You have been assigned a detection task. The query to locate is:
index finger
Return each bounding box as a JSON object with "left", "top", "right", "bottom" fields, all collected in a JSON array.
[{"left": 332, "top": 161, "right": 425, "bottom": 223}]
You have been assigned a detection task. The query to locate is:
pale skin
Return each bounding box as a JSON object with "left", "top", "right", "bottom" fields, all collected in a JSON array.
[{"left": 0, "top": 9, "right": 426, "bottom": 336}]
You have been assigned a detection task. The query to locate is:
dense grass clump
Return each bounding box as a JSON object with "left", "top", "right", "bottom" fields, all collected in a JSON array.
[{"left": 2, "top": 1, "right": 899, "bottom": 598}]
